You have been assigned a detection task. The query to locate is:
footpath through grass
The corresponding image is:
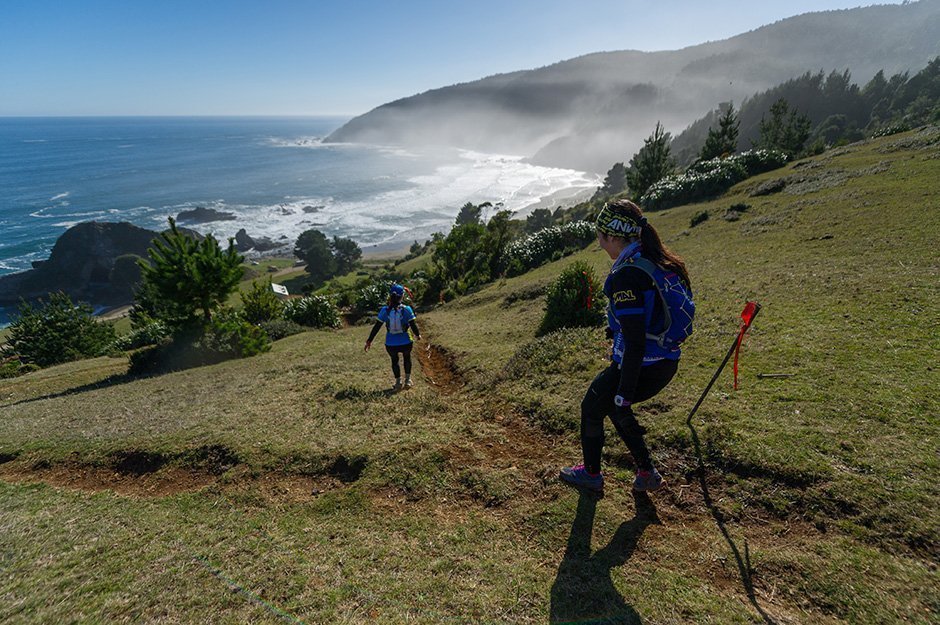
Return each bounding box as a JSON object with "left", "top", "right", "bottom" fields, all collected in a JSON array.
[{"left": 1, "top": 128, "right": 939, "bottom": 623}]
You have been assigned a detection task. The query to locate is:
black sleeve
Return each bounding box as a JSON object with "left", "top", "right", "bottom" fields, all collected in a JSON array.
[
  {"left": 409, "top": 319, "right": 421, "bottom": 339},
  {"left": 367, "top": 321, "right": 383, "bottom": 344},
  {"left": 608, "top": 266, "right": 652, "bottom": 403}
]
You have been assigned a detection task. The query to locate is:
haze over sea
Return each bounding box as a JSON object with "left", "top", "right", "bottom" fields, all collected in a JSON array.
[{"left": 0, "top": 116, "right": 598, "bottom": 278}]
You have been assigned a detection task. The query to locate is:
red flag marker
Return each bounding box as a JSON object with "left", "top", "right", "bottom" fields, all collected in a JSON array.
[
  {"left": 685, "top": 301, "right": 762, "bottom": 425},
  {"left": 733, "top": 301, "right": 760, "bottom": 390}
]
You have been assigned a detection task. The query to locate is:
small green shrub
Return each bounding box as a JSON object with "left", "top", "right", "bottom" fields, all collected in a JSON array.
[
  {"left": 352, "top": 280, "right": 394, "bottom": 315},
  {"left": 0, "top": 359, "right": 40, "bottom": 379},
  {"left": 283, "top": 296, "right": 341, "bottom": 328},
  {"left": 112, "top": 320, "right": 169, "bottom": 351},
  {"left": 128, "top": 313, "right": 270, "bottom": 375},
  {"left": 537, "top": 261, "right": 606, "bottom": 336},
  {"left": 258, "top": 318, "right": 305, "bottom": 341},
  {"left": 241, "top": 279, "right": 284, "bottom": 324},
  {"left": 691, "top": 211, "right": 710, "bottom": 227},
  {"left": 8, "top": 292, "right": 117, "bottom": 367},
  {"left": 200, "top": 310, "right": 271, "bottom": 358}
]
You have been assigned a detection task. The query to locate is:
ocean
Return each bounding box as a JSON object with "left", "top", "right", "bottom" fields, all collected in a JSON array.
[{"left": 0, "top": 116, "right": 598, "bottom": 325}]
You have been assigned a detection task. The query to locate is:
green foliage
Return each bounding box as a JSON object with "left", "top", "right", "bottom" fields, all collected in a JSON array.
[
  {"left": 128, "top": 312, "right": 271, "bottom": 375},
  {"left": 503, "top": 221, "right": 596, "bottom": 276},
  {"left": 199, "top": 310, "right": 271, "bottom": 358},
  {"left": 241, "top": 279, "right": 284, "bottom": 325},
  {"left": 426, "top": 209, "right": 519, "bottom": 299},
  {"left": 111, "top": 320, "right": 169, "bottom": 351},
  {"left": 641, "top": 148, "right": 787, "bottom": 211},
  {"left": 283, "top": 296, "right": 341, "bottom": 329},
  {"left": 353, "top": 279, "right": 395, "bottom": 314},
  {"left": 524, "top": 208, "right": 554, "bottom": 233},
  {"left": 627, "top": 122, "right": 676, "bottom": 201},
  {"left": 294, "top": 229, "right": 336, "bottom": 284},
  {"left": 8, "top": 292, "right": 117, "bottom": 367},
  {"left": 537, "top": 261, "right": 606, "bottom": 336},
  {"left": 455, "top": 201, "right": 490, "bottom": 226},
  {"left": 756, "top": 98, "right": 813, "bottom": 157},
  {"left": 699, "top": 102, "right": 739, "bottom": 160},
  {"left": 258, "top": 318, "right": 305, "bottom": 341},
  {"left": 331, "top": 236, "right": 362, "bottom": 275},
  {"left": 138, "top": 218, "right": 244, "bottom": 325},
  {"left": 591, "top": 162, "right": 628, "bottom": 201},
  {"left": 0, "top": 358, "right": 40, "bottom": 379}
]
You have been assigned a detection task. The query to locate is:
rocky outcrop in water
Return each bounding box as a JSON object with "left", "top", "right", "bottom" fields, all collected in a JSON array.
[
  {"left": 176, "top": 206, "right": 237, "bottom": 224},
  {"left": 0, "top": 221, "right": 200, "bottom": 307}
]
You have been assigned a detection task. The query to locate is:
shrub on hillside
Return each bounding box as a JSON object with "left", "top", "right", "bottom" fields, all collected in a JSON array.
[
  {"left": 352, "top": 280, "right": 394, "bottom": 314},
  {"left": 112, "top": 320, "right": 169, "bottom": 351},
  {"left": 640, "top": 149, "right": 788, "bottom": 211},
  {"left": 128, "top": 312, "right": 270, "bottom": 375},
  {"left": 504, "top": 221, "right": 596, "bottom": 277},
  {"left": 8, "top": 292, "right": 117, "bottom": 367},
  {"left": 537, "top": 261, "right": 606, "bottom": 336},
  {"left": 258, "top": 318, "right": 305, "bottom": 341},
  {"left": 241, "top": 279, "right": 284, "bottom": 324},
  {"left": 283, "top": 296, "right": 341, "bottom": 328}
]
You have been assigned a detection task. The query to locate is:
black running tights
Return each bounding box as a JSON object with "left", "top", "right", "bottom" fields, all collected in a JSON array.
[
  {"left": 580, "top": 359, "right": 678, "bottom": 473},
  {"left": 385, "top": 343, "right": 413, "bottom": 379}
]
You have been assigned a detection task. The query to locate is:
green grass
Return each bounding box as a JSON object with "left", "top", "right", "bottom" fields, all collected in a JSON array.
[{"left": 1, "top": 128, "right": 938, "bottom": 623}]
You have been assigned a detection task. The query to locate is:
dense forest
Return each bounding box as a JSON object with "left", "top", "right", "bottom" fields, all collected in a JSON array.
[{"left": 671, "top": 57, "right": 940, "bottom": 165}]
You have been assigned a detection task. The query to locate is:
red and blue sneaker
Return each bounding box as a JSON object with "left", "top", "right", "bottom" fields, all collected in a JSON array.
[{"left": 559, "top": 464, "right": 604, "bottom": 492}]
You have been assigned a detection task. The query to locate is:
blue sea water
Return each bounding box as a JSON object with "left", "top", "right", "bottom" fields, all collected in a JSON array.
[{"left": 0, "top": 116, "right": 597, "bottom": 325}]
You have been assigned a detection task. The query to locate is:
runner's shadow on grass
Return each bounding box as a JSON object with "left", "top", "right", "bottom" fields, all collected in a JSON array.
[
  {"left": 333, "top": 386, "right": 397, "bottom": 401},
  {"left": 687, "top": 420, "right": 778, "bottom": 625},
  {"left": 549, "top": 491, "right": 660, "bottom": 624}
]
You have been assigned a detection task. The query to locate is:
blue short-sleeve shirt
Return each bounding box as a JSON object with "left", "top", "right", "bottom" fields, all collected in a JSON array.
[{"left": 377, "top": 305, "right": 416, "bottom": 346}]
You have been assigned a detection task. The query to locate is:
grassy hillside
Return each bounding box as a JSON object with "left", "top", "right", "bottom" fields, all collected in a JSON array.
[{"left": 1, "top": 128, "right": 938, "bottom": 623}]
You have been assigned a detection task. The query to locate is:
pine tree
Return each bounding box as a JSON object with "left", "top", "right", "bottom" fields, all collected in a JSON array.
[
  {"left": 138, "top": 218, "right": 244, "bottom": 324},
  {"left": 699, "top": 102, "right": 739, "bottom": 160},
  {"left": 592, "top": 162, "right": 627, "bottom": 200},
  {"left": 627, "top": 122, "right": 675, "bottom": 202},
  {"left": 294, "top": 229, "right": 336, "bottom": 284},
  {"left": 757, "top": 98, "right": 811, "bottom": 157}
]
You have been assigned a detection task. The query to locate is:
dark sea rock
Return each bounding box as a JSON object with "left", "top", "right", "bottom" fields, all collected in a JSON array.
[
  {"left": 234, "top": 228, "right": 281, "bottom": 253},
  {"left": 0, "top": 221, "right": 202, "bottom": 307},
  {"left": 176, "top": 206, "right": 237, "bottom": 224},
  {"left": 302, "top": 205, "right": 324, "bottom": 214}
]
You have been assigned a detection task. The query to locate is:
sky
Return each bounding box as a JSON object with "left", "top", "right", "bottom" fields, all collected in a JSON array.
[{"left": 0, "top": 0, "right": 908, "bottom": 117}]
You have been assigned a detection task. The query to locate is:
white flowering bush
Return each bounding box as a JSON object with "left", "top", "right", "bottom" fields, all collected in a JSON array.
[
  {"left": 641, "top": 149, "right": 788, "bottom": 211},
  {"left": 504, "top": 221, "right": 596, "bottom": 276}
]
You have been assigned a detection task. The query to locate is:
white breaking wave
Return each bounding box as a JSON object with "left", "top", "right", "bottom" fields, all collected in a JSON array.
[
  {"left": 49, "top": 192, "right": 70, "bottom": 201},
  {"left": 173, "top": 147, "right": 598, "bottom": 250}
]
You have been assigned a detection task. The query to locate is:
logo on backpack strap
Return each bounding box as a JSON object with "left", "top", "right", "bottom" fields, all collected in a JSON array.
[{"left": 613, "top": 290, "right": 636, "bottom": 303}]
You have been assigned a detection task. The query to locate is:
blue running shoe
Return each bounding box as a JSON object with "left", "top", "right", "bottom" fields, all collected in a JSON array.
[
  {"left": 633, "top": 467, "right": 664, "bottom": 492},
  {"left": 559, "top": 464, "right": 604, "bottom": 492}
]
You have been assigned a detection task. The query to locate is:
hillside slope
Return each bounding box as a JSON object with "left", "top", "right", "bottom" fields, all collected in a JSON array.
[
  {"left": 1, "top": 127, "right": 938, "bottom": 623},
  {"left": 326, "top": 2, "right": 940, "bottom": 172}
]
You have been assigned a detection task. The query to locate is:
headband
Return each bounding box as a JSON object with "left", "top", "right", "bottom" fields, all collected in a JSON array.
[{"left": 595, "top": 203, "right": 646, "bottom": 238}]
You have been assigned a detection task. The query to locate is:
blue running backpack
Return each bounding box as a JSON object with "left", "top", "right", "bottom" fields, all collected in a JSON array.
[{"left": 618, "top": 256, "right": 695, "bottom": 349}]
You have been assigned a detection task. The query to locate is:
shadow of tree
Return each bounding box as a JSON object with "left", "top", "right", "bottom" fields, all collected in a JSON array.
[
  {"left": 549, "top": 491, "right": 660, "bottom": 624},
  {"left": 1, "top": 371, "right": 149, "bottom": 408},
  {"left": 687, "top": 419, "right": 778, "bottom": 625}
]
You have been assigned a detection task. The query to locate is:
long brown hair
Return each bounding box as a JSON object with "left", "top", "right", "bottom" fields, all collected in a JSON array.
[{"left": 605, "top": 199, "right": 691, "bottom": 287}]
